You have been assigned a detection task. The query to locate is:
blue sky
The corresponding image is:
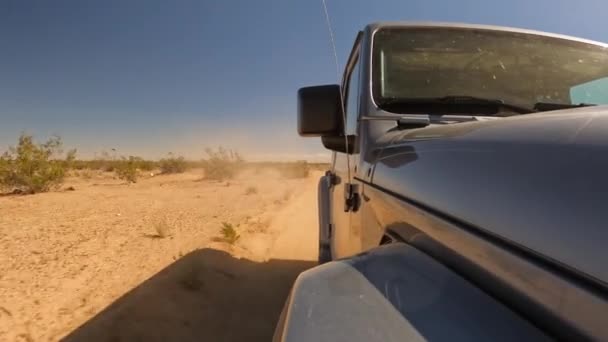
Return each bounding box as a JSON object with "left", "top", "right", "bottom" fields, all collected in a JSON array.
[{"left": 1, "top": 0, "right": 607, "bottom": 160}]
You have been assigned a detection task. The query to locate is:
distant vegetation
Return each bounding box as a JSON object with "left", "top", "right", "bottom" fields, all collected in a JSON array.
[
  {"left": 245, "top": 161, "right": 328, "bottom": 175},
  {"left": 114, "top": 156, "right": 140, "bottom": 183},
  {"left": 201, "top": 147, "right": 244, "bottom": 181},
  {"left": 70, "top": 153, "right": 322, "bottom": 182},
  {"left": 0, "top": 134, "right": 76, "bottom": 194},
  {"left": 159, "top": 153, "right": 188, "bottom": 174},
  {"left": 72, "top": 154, "right": 155, "bottom": 173},
  {"left": 0, "top": 135, "right": 328, "bottom": 195}
]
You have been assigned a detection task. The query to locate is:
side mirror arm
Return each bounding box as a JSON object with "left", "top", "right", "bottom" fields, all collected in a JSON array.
[{"left": 321, "top": 135, "right": 357, "bottom": 154}]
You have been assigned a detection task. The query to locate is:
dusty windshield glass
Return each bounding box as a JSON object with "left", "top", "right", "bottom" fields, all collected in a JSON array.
[{"left": 372, "top": 27, "right": 608, "bottom": 108}]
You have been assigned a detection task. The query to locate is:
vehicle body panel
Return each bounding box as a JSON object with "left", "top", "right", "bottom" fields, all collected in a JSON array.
[
  {"left": 371, "top": 106, "right": 608, "bottom": 285},
  {"left": 361, "top": 182, "right": 608, "bottom": 340},
  {"left": 274, "top": 244, "right": 551, "bottom": 342}
]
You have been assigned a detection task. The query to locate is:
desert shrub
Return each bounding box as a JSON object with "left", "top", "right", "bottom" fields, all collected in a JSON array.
[
  {"left": 93, "top": 150, "right": 119, "bottom": 172},
  {"left": 280, "top": 160, "right": 309, "bottom": 179},
  {"left": 0, "top": 134, "right": 76, "bottom": 194},
  {"left": 127, "top": 156, "right": 155, "bottom": 172},
  {"left": 101, "top": 163, "right": 116, "bottom": 172},
  {"left": 202, "top": 147, "right": 244, "bottom": 181},
  {"left": 101, "top": 160, "right": 119, "bottom": 172},
  {"left": 115, "top": 156, "right": 139, "bottom": 183},
  {"left": 219, "top": 222, "right": 240, "bottom": 245},
  {"left": 136, "top": 159, "right": 156, "bottom": 172},
  {"left": 159, "top": 153, "right": 187, "bottom": 174},
  {"left": 244, "top": 186, "right": 258, "bottom": 195}
]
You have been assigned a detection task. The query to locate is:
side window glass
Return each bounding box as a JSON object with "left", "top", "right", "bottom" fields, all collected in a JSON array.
[{"left": 344, "top": 56, "right": 361, "bottom": 135}]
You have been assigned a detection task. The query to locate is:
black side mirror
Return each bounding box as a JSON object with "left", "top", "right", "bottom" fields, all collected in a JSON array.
[{"left": 297, "top": 84, "right": 343, "bottom": 137}]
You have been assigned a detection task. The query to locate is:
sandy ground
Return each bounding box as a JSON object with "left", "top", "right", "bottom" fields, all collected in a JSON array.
[{"left": 0, "top": 169, "right": 319, "bottom": 341}]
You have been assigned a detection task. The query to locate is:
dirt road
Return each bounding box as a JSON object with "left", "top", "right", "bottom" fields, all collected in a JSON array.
[
  {"left": 266, "top": 190, "right": 318, "bottom": 260},
  {"left": 0, "top": 169, "right": 319, "bottom": 341}
]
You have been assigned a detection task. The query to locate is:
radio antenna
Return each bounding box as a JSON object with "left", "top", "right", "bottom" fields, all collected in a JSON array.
[{"left": 320, "top": 0, "right": 351, "bottom": 182}]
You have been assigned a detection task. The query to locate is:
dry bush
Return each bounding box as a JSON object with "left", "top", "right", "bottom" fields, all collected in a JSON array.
[
  {"left": 280, "top": 160, "right": 309, "bottom": 179},
  {"left": 244, "top": 186, "right": 258, "bottom": 195},
  {"left": 135, "top": 159, "right": 156, "bottom": 172},
  {"left": 152, "top": 217, "right": 170, "bottom": 238},
  {"left": 202, "top": 147, "right": 244, "bottom": 181},
  {"left": 114, "top": 156, "right": 139, "bottom": 183},
  {"left": 219, "top": 222, "right": 240, "bottom": 244},
  {"left": 159, "top": 153, "right": 187, "bottom": 174},
  {"left": 93, "top": 150, "right": 119, "bottom": 172},
  {"left": 0, "top": 134, "right": 76, "bottom": 194}
]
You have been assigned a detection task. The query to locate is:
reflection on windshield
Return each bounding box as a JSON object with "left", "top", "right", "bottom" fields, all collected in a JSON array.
[{"left": 373, "top": 28, "right": 608, "bottom": 107}]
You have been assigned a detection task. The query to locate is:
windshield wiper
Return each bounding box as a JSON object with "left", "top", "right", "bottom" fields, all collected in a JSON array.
[
  {"left": 533, "top": 102, "right": 596, "bottom": 112},
  {"left": 378, "top": 95, "right": 535, "bottom": 114}
]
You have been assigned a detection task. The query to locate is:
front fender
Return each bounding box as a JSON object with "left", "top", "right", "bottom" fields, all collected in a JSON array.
[{"left": 273, "top": 243, "right": 550, "bottom": 342}]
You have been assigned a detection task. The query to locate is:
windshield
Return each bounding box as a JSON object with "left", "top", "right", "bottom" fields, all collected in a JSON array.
[{"left": 372, "top": 27, "right": 608, "bottom": 109}]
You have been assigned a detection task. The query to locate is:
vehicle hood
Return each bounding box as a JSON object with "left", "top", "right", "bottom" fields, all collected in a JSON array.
[{"left": 371, "top": 106, "right": 608, "bottom": 285}]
